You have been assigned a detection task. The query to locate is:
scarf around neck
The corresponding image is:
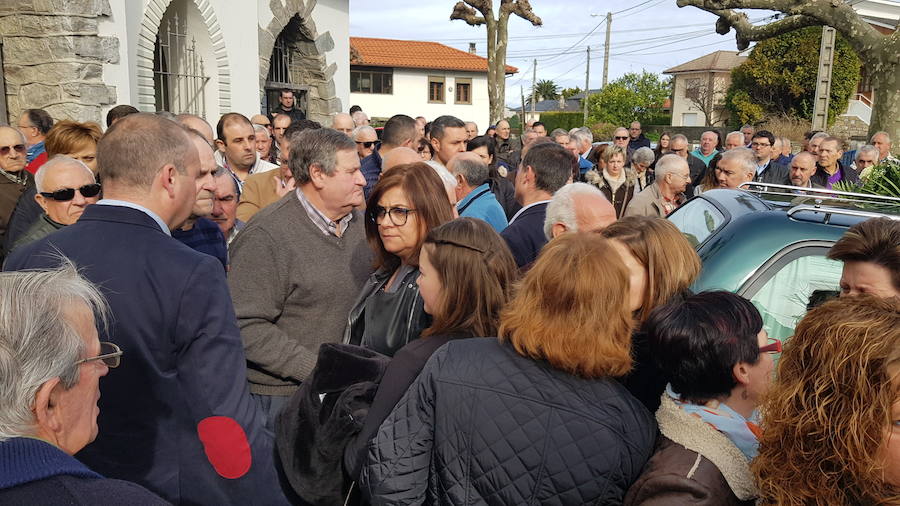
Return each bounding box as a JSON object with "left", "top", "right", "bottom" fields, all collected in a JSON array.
[
  {"left": 665, "top": 384, "right": 761, "bottom": 460},
  {"left": 603, "top": 168, "right": 627, "bottom": 194}
]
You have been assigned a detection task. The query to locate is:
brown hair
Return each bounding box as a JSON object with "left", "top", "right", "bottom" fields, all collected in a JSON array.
[
  {"left": 601, "top": 216, "right": 700, "bottom": 323},
  {"left": 499, "top": 233, "right": 634, "bottom": 378},
  {"left": 45, "top": 120, "right": 102, "bottom": 158},
  {"left": 753, "top": 295, "right": 900, "bottom": 505},
  {"left": 601, "top": 144, "right": 626, "bottom": 165},
  {"left": 365, "top": 163, "right": 454, "bottom": 271},
  {"left": 828, "top": 217, "right": 900, "bottom": 291},
  {"left": 421, "top": 218, "right": 517, "bottom": 338}
]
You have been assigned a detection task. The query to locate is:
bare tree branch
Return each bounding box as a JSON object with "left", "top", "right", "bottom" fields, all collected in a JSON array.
[
  {"left": 450, "top": 1, "right": 485, "bottom": 25},
  {"left": 710, "top": 9, "right": 819, "bottom": 49},
  {"left": 500, "top": 0, "right": 542, "bottom": 26}
]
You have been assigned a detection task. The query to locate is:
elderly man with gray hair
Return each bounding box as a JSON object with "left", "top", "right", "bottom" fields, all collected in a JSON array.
[
  {"left": 447, "top": 152, "right": 507, "bottom": 232},
  {"left": 853, "top": 144, "right": 881, "bottom": 181},
  {"left": 0, "top": 265, "right": 168, "bottom": 503},
  {"left": 543, "top": 182, "right": 616, "bottom": 239},
  {"left": 624, "top": 153, "right": 690, "bottom": 218},
  {"left": 353, "top": 125, "right": 379, "bottom": 160},
  {"left": 229, "top": 127, "right": 372, "bottom": 429},
  {"left": 11, "top": 155, "right": 100, "bottom": 253},
  {"left": 569, "top": 127, "right": 595, "bottom": 176},
  {"left": 714, "top": 147, "right": 757, "bottom": 189}
]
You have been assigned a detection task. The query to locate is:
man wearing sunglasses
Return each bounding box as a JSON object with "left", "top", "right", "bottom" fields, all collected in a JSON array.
[
  {"left": 0, "top": 126, "right": 35, "bottom": 255},
  {"left": 9, "top": 155, "right": 100, "bottom": 253},
  {"left": 6, "top": 113, "right": 285, "bottom": 505},
  {"left": 353, "top": 125, "right": 379, "bottom": 160}
]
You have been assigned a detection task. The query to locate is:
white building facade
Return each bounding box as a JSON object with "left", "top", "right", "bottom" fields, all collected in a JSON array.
[{"left": 1, "top": 0, "right": 350, "bottom": 126}]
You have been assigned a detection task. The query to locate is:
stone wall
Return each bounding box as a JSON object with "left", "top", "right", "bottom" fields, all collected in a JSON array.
[
  {"left": 831, "top": 115, "right": 870, "bottom": 141},
  {"left": 1, "top": 0, "right": 118, "bottom": 125},
  {"left": 259, "top": 0, "right": 341, "bottom": 125}
]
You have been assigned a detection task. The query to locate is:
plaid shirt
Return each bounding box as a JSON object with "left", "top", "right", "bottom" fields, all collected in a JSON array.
[{"left": 295, "top": 188, "right": 353, "bottom": 237}]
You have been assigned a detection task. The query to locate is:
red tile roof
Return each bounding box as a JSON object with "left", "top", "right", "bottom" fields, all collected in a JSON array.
[{"left": 350, "top": 37, "right": 518, "bottom": 74}]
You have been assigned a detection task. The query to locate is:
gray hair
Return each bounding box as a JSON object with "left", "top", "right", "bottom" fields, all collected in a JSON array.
[
  {"left": 0, "top": 262, "right": 109, "bottom": 442},
  {"left": 725, "top": 131, "right": 743, "bottom": 145},
  {"left": 34, "top": 155, "right": 95, "bottom": 193},
  {"left": 289, "top": 128, "right": 356, "bottom": 184},
  {"left": 720, "top": 147, "right": 756, "bottom": 177},
  {"left": 655, "top": 153, "right": 687, "bottom": 180},
  {"left": 549, "top": 128, "right": 569, "bottom": 140},
  {"left": 449, "top": 156, "right": 489, "bottom": 187},
  {"left": 631, "top": 146, "right": 655, "bottom": 166},
  {"left": 352, "top": 125, "right": 376, "bottom": 140},
  {"left": 856, "top": 144, "right": 880, "bottom": 161},
  {"left": 253, "top": 124, "right": 270, "bottom": 139},
  {"left": 810, "top": 131, "right": 829, "bottom": 142},
  {"left": 570, "top": 128, "right": 593, "bottom": 149},
  {"left": 670, "top": 133, "right": 689, "bottom": 145},
  {"left": 351, "top": 110, "right": 369, "bottom": 126},
  {"left": 543, "top": 182, "right": 606, "bottom": 240},
  {"left": 870, "top": 131, "right": 891, "bottom": 144}
]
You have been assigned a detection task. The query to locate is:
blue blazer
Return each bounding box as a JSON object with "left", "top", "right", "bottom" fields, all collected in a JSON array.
[
  {"left": 5, "top": 204, "right": 284, "bottom": 505},
  {"left": 501, "top": 202, "right": 549, "bottom": 268}
]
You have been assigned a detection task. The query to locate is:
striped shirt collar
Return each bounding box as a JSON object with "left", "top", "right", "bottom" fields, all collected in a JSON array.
[{"left": 295, "top": 187, "right": 353, "bottom": 237}]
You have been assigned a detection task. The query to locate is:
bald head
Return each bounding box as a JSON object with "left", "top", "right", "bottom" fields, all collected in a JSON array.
[
  {"left": 175, "top": 114, "right": 214, "bottom": 143},
  {"left": 382, "top": 147, "right": 421, "bottom": 171},
  {"left": 332, "top": 113, "right": 354, "bottom": 135}
]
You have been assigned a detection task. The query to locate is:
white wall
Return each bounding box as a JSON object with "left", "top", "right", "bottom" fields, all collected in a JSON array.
[
  {"left": 350, "top": 68, "right": 489, "bottom": 130},
  {"left": 97, "top": 0, "right": 133, "bottom": 124},
  {"left": 669, "top": 71, "right": 731, "bottom": 127}
]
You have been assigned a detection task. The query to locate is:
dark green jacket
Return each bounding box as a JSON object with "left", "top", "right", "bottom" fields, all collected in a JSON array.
[{"left": 10, "top": 214, "right": 64, "bottom": 254}]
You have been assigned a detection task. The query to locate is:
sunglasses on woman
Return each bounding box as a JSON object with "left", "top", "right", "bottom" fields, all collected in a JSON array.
[
  {"left": 0, "top": 144, "right": 26, "bottom": 156},
  {"left": 759, "top": 337, "right": 782, "bottom": 354},
  {"left": 40, "top": 183, "right": 102, "bottom": 202}
]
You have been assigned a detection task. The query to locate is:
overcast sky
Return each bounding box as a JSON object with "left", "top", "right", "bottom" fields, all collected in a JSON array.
[{"left": 349, "top": 0, "right": 765, "bottom": 106}]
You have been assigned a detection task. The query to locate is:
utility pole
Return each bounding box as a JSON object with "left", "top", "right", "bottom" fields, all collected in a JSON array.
[
  {"left": 583, "top": 46, "right": 590, "bottom": 126},
  {"left": 602, "top": 12, "right": 612, "bottom": 87},
  {"left": 530, "top": 58, "right": 537, "bottom": 123},
  {"left": 811, "top": 26, "right": 836, "bottom": 130},
  {"left": 520, "top": 86, "right": 526, "bottom": 129}
]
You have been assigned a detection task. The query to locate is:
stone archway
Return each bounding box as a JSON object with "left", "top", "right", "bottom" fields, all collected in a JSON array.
[
  {"left": 259, "top": 0, "right": 341, "bottom": 124},
  {"left": 136, "top": 0, "right": 230, "bottom": 114}
]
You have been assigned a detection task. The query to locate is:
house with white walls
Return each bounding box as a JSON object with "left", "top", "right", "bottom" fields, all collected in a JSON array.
[
  {"left": 348, "top": 37, "right": 517, "bottom": 131},
  {"left": 1, "top": 0, "right": 350, "bottom": 126}
]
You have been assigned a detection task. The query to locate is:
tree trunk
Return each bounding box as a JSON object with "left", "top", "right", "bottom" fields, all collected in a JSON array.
[{"left": 869, "top": 59, "right": 899, "bottom": 149}]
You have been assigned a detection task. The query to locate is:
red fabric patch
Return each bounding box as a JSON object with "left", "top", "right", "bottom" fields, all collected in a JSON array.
[{"left": 197, "top": 416, "right": 252, "bottom": 479}]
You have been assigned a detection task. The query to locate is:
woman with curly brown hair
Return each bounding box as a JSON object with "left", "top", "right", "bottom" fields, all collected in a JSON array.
[{"left": 753, "top": 295, "right": 900, "bottom": 505}]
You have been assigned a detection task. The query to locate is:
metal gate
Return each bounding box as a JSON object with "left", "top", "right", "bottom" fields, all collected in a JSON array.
[
  {"left": 153, "top": 12, "right": 210, "bottom": 116},
  {"left": 263, "top": 30, "right": 308, "bottom": 116}
]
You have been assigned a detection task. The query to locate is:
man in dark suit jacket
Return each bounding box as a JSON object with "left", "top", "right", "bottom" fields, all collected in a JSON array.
[
  {"left": 751, "top": 130, "right": 789, "bottom": 184},
  {"left": 5, "top": 114, "right": 284, "bottom": 505},
  {"left": 501, "top": 142, "right": 573, "bottom": 268}
]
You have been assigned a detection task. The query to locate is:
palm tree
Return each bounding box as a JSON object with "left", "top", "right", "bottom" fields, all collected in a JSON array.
[{"left": 532, "top": 79, "right": 559, "bottom": 102}]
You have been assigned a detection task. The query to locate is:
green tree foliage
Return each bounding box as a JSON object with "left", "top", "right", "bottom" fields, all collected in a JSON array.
[
  {"left": 532, "top": 79, "right": 560, "bottom": 101},
  {"left": 560, "top": 87, "right": 583, "bottom": 99},
  {"left": 586, "top": 71, "right": 671, "bottom": 126},
  {"left": 536, "top": 112, "right": 584, "bottom": 132},
  {"left": 725, "top": 26, "right": 860, "bottom": 127}
]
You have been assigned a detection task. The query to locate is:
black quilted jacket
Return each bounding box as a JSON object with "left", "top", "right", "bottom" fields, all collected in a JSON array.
[{"left": 360, "top": 338, "right": 657, "bottom": 505}]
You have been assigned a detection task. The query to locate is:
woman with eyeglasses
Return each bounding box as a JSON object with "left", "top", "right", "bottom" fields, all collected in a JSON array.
[
  {"left": 624, "top": 291, "right": 776, "bottom": 506},
  {"left": 344, "top": 217, "right": 517, "bottom": 478},
  {"left": 753, "top": 295, "right": 900, "bottom": 505},
  {"left": 344, "top": 163, "right": 454, "bottom": 356},
  {"left": 10, "top": 155, "right": 101, "bottom": 254}
]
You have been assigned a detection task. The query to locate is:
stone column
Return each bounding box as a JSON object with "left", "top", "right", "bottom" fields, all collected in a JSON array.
[{"left": 0, "top": 0, "right": 118, "bottom": 125}]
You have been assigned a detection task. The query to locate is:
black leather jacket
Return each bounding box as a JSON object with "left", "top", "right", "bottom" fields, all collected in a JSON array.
[{"left": 343, "top": 266, "right": 430, "bottom": 357}]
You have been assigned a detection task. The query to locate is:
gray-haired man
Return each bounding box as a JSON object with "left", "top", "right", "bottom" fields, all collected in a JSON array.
[{"left": 228, "top": 128, "right": 372, "bottom": 429}]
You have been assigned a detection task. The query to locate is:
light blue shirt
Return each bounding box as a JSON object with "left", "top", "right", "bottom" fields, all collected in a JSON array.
[
  {"left": 456, "top": 183, "right": 508, "bottom": 233},
  {"left": 97, "top": 199, "right": 171, "bottom": 236}
]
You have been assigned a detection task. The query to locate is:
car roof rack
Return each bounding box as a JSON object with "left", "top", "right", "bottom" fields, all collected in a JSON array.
[
  {"left": 786, "top": 204, "right": 900, "bottom": 223},
  {"left": 738, "top": 182, "right": 900, "bottom": 207}
]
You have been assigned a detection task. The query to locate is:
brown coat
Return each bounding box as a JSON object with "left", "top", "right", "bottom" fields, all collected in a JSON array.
[
  {"left": 236, "top": 170, "right": 288, "bottom": 223},
  {"left": 625, "top": 394, "right": 757, "bottom": 506}
]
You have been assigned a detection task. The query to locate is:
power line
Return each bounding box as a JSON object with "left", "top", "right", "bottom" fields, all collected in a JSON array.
[{"left": 537, "top": 16, "right": 607, "bottom": 65}]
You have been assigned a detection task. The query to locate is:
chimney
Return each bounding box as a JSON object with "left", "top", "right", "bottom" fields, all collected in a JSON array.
[{"left": 469, "top": 42, "right": 476, "bottom": 54}]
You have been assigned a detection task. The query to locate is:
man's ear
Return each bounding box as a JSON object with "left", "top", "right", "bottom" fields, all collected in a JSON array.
[
  {"left": 215, "top": 139, "right": 226, "bottom": 153},
  {"left": 34, "top": 377, "right": 63, "bottom": 436},
  {"left": 308, "top": 163, "right": 327, "bottom": 189},
  {"left": 159, "top": 164, "right": 179, "bottom": 199},
  {"left": 430, "top": 137, "right": 441, "bottom": 154},
  {"left": 401, "top": 137, "right": 414, "bottom": 148},
  {"left": 551, "top": 223, "right": 567, "bottom": 238},
  {"left": 34, "top": 193, "right": 50, "bottom": 214}
]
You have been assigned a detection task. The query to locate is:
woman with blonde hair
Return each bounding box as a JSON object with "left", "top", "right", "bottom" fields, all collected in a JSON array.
[
  {"left": 753, "top": 295, "right": 900, "bottom": 505},
  {"left": 602, "top": 216, "right": 702, "bottom": 411},
  {"left": 44, "top": 120, "right": 103, "bottom": 173},
  {"left": 361, "top": 233, "right": 656, "bottom": 505},
  {"left": 585, "top": 145, "right": 637, "bottom": 217}
]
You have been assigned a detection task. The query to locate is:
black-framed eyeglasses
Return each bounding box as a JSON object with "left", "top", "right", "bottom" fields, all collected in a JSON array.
[
  {"left": 356, "top": 140, "right": 380, "bottom": 149},
  {"left": 371, "top": 206, "right": 416, "bottom": 226},
  {"left": 75, "top": 342, "right": 122, "bottom": 368},
  {"left": 40, "top": 183, "right": 101, "bottom": 202},
  {"left": 0, "top": 144, "right": 26, "bottom": 156},
  {"left": 750, "top": 142, "right": 771, "bottom": 148},
  {"left": 614, "top": 136, "right": 629, "bottom": 140}
]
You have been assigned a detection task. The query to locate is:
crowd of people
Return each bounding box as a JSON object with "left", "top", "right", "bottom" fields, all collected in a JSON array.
[{"left": 0, "top": 94, "right": 898, "bottom": 505}]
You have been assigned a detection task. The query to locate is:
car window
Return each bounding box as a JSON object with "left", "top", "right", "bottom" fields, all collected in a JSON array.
[
  {"left": 747, "top": 254, "right": 842, "bottom": 342},
  {"left": 668, "top": 198, "right": 726, "bottom": 247}
]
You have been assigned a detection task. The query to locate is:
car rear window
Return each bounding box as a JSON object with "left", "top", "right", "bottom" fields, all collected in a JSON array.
[{"left": 668, "top": 198, "right": 726, "bottom": 248}]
